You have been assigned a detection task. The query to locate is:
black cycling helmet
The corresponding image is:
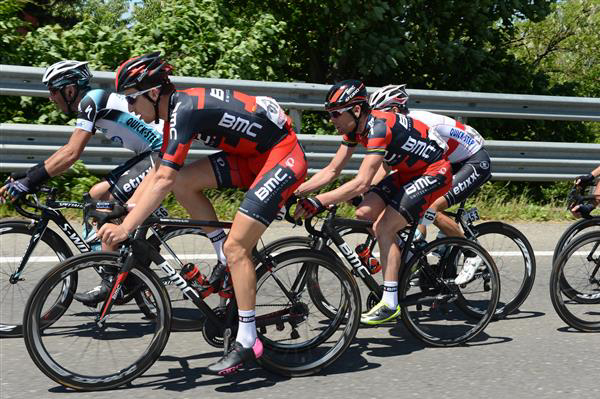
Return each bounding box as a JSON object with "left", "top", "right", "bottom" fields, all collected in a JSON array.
[
  {"left": 115, "top": 51, "right": 173, "bottom": 93},
  {"left": 325, "top": 80, "right": 370, "bottom": 139},
  {"left": 325, "top": 79, "right": 368, "bottom": 112},
  {"left": 42, "top": 60, "right": 92, "bottom": 114},
  {"left": 368, "top": 84, "right": 409, "bottom": 112}
]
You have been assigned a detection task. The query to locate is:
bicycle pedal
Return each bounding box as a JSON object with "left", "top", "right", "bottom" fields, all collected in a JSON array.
[
  {"left": 276, "top": 322, "right": 284, "bottom": 331},
  {"left": 258, "top": 326, "right": 267, "bottom": 335},
  {"left": 290, "top": 329, "right": 300, "bottom": 340}
]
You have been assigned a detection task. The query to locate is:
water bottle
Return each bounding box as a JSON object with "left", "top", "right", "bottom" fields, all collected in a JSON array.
[
  {"left": 180, "top": 263, "right": 213, "bottom": 298},
  {"left": 355, "top": 243, "right": 382, "bottom": 274}
]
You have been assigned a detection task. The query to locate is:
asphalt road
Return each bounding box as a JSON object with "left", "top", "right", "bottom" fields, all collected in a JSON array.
[{"left": 1, "top": 221, "right": 599, "bottom": 399}]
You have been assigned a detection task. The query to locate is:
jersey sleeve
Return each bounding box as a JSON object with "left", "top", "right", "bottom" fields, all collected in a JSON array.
[
  {"left": 159, "top": 94, "right": 196, "bottom": 171},
  {"left": 364, "top": 119, "right": 390, "bottom": 155},
  {"left": 75, "top": 89, "right": 109, "bottom": 134},
  {"left": 341, "top": 133, "right": 358, "bottom": 147}
]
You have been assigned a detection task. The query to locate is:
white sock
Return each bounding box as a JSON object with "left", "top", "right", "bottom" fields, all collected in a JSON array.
[
  {"left": 207, "top": 229, "right": 227, "bottom": 265},
  {"left": 382, "top": 281, "right": 398, "bottom": 309},
  {"left": 236, "top": 309, "right": 257, "bottom": 348}
]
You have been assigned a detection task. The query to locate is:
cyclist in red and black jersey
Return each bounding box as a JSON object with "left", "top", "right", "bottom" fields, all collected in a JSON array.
[
  {"left": 97, "top": 52, "right": 307, "bottom": 375},
  {"left": 294, "top": 79, "right": 451, "bottom": 325}
]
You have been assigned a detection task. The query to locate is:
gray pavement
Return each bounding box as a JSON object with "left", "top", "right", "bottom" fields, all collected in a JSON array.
[{"left": 2, "top": 221, "right": 599, "bottom": 399}]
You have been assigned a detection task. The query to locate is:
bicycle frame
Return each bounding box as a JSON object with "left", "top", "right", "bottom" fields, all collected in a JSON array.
[
  {"left": 8, "top": 190, "right": 91, "bottom": 283},
  {"left": 96, "top": 216, "right": 313, "bottom": 348}
]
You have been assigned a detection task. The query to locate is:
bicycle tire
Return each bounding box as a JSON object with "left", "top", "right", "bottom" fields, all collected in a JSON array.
[
  {"left": 399, "top": 237, "right": 500, "bottom": 347},
  {"left": 470, "top": 222, "right": 536, "bottom": 318},
  {"left": 254, "top": 249, "right": 360, "bottom": 376},
  {"left": 553, "top": 217, "right": 600, "bottom": 264},
  {"left": 23, "top": 252, "right": 172, "bottom": 391},
  {"left": 0, "top": 220, "right": 76, "bottom": 337},
  {"left": 550, "top": 231, "right": 600, "bottom": 331}
]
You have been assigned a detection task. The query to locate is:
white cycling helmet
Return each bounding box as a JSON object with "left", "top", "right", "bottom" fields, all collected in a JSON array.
[
  {"left": 369, "top": 84, "right": 409, "bottom": 112},
  {"left": 42, "top": 60, "right": 92, "bottom": 89}
]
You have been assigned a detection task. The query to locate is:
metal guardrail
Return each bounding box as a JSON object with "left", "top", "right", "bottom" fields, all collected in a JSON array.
[
  {"left": 2, "top": 64, "right": 600, "bottom": 133},
  {"left": 2, "top": 64, "right": 600, "bottom": 181},
  {"left": 2, "top": 123, "right": 599, "bottom": 181}
]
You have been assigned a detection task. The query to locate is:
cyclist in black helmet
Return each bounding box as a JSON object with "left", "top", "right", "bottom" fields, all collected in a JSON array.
[{"left": 295, "top": 79, "right": 451, "bottom": 325}]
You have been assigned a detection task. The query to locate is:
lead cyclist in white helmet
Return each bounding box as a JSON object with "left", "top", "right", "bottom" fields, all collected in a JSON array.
[{"left": 369, "top": 84, "right": 492, "bottom": 284}]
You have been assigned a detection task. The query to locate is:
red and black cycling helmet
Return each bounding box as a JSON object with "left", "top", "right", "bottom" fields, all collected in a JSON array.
[
  {"left": 115, "top": 51, "right": 173, "bottom": 93},
  {"left": 325, "top": 79, "right": 369, "bottom": 112}
]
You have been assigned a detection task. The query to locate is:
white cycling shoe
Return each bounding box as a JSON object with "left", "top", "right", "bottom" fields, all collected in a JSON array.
[{"left": 455, "top": 256, "right": 484, "bottom": 285}]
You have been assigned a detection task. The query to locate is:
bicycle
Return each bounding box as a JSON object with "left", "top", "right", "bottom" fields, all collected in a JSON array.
[
  {"left": 267, "top": 198, "right": 532, "bottom": 320},
  {"left": 22, "top": 204, "right": 361, "bottom": 391},
  {"left": 0, "top": 186, "right": 216, "bottom": 337},
  {"left": 265, "top": 202, "right": 500, "bottom": 347},
  {"left": 550, "top": 229, "right": 600, "bottom": 331}
]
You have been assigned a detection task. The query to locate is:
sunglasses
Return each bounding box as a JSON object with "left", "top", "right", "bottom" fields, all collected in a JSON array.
[
  {"left": 125, "top": 86, "right": 160, "bottom": 105},
  {"left": 328, "top": 106, "right": 353, "bottom": 118}
]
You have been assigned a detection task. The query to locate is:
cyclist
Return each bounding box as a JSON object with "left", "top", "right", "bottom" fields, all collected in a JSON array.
[
  {"left": 97, "top": 52, "right": 307, "bottom": 374},
  {"left": 570, "top": 166, "right": 600, "bottom": 218},
  {"left": 368, "top": 84, "right": 492, "bottom": 284},
  {"left": 294, "top": 79, "right": 451, "bottom": 325},
  {"left": 1, "top": 60, "right": 163, "bottom": 206}
]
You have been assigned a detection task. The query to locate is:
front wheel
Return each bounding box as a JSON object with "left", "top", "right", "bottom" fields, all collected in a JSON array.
[
  {"left": 23, "top": 252, "right": 171, "bottom": 391},
  {"left": 399, "top": 237, "right": 500, "bottom": 347},
  {"left": 254, "top": 249, "right": 361, "bottom": 376},
  {"left": 550, "top": 231, "right": 600, "bottom": 332}
]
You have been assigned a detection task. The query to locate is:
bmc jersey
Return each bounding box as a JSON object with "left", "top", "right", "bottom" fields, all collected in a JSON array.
[
  {"left": 160, "top": 88, "right": 293, "bottom": 170},
  {"left": 76, "top": 89, "right": 163, "bottom": 155},
  {"left": 342, "top": 110, "right": 447, "bottom": 178},
  {"left": 408, "top": 110, "right": 484, "bottom": 163}
]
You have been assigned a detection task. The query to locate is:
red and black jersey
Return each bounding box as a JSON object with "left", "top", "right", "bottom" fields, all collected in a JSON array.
[
  {"left": 160, "top": 88, "right": 294, "bottom": 170},
  {"left": 342, "top": 110, "right": 447, "bottom": 178}
]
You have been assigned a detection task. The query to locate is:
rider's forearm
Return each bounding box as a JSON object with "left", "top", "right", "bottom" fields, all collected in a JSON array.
[
  {"left": 43, "top": 144, "right": 82, "bottom": 177},
  {"left": 591, "top": 165, "right": 600, "bottom": 177},
  {"left": 296, "top": 167, "right": 339, "bottom": 196},
  {"left": 317, "top": 176, "right": 370, "bottom": 207},
  {"left": 121, "top": 172, "right": 173, "bottom": 233}
]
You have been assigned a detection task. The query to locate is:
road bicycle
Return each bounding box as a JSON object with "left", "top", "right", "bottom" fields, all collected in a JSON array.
[
  {"left": 264, "top": 202, "right": 500, "bottom": 347},
  {"left": 22, "top": 203, "right": 361, "bottom": 391},
  {"left": 550, "top": 229, "right": 600, "bottom": 331},
  {"left": 0, "top": 186, "right": 217, "bottom": 337},
  {"left": 267, "top": 198, "right": 532, "bottom": 319}
]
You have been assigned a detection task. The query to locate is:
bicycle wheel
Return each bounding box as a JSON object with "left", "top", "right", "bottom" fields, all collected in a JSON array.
[
  {"left": 23, "top": 252, "right": 171, "bottom": 391},
  {"left": 260, "top": 226, "right": 379, "bottom": 317},
  {"left": 399, "top": 237, "right": 500, "bottom": 347},
  {"left": 254, "top": 249, "right": 360, "bottom": 376},
  {"left": 470, "top": 222, "right": 536, "bottom": 318},
  {"left": 553, "top": 217, "right": 600, "bottom": 264},
  {"left": 147, "top": 226, "right": 220, "bottom": 332},
  {"left": 0, "top": 220, "right": 75, "bottom": 337},
  {"left": 550, "top": 231, "right": 600, "bottom": 331}
]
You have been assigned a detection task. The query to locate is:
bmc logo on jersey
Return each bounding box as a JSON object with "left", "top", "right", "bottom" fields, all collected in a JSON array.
[
  {"left": 401, "top": 136, "right": 438, "bottom": 159},
  {"left": 218, "top": 112, "right": 263, "bottom": 137},
  {"left": 255, "top": 168, "right": 291, "bottom": 201}
]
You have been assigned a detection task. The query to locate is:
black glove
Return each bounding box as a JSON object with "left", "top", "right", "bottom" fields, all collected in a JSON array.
[
  {"left": 576, "top": 173, "right": 595, "bottom": 187},
  {"left": 577, "top": 203, "right": 596, "bottom": 219},
  {"left": 298, "top": 197, "right": 325, "bottom": 218},
  {"left": 5, "top": 176, "right": 34, "bottom": 201}
]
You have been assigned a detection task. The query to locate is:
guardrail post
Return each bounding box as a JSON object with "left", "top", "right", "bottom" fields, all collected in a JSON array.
[{"left": 289, "top": 109, "right": 302, "bottom": 134}]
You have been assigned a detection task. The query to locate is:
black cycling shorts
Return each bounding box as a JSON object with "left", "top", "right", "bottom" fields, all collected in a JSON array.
[
  {"left": 106, "top": 151, "right": 157, "bottom": 203},
  {"left": 444, "top": 148, "right": 492, "bottom": 207}
]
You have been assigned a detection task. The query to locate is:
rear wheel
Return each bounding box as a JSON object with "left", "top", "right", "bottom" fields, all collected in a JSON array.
[
  {"left": 0, "top": 221, "right": 75, "bottom": 337},
  {"left": 399, "top": 237, "right": 500, "bottom": 347},
  {"left": 254, "top": 249, "right": 360, "bottom": 376}
]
